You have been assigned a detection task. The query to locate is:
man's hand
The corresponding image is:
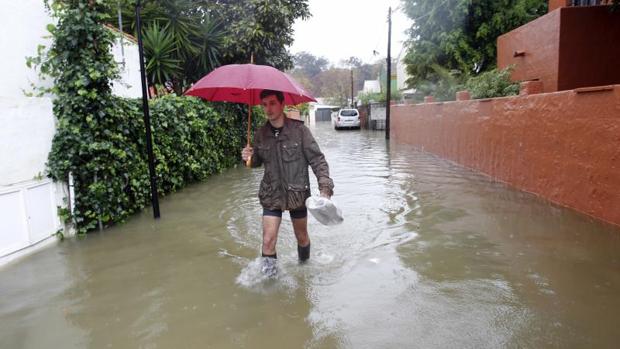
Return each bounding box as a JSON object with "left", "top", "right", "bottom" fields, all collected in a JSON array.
[
  {"left": 241, "top": 146, "right": 253, "bottom": 162},
  {"left": 320, "top": 190, "right": 331, "bottom": 200}
]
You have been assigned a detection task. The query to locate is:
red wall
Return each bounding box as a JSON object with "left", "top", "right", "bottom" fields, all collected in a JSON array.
[
  {"left": 548, "top": 0, "right": 569, "bottom": 12},
  {"left": 558, "top": 6, "right": 620, "bottom": 91},
  {"left": 498, "top": 10, "right": 561, "bottom": 92},
  {"left": 390, "top": 86, "right": 620, "bottom": 227},
  {"left": 498, "top": 6, "right": 620, "bottom": 93}
]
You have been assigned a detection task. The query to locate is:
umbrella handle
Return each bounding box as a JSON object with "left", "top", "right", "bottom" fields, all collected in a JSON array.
[{"left": 245, "top": 105, "right": 252, "bottom": 168}]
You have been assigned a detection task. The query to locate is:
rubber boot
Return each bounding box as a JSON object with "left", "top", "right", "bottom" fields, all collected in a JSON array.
[{"left": 298, "top": 243, "right": 310, "bottom": 263}]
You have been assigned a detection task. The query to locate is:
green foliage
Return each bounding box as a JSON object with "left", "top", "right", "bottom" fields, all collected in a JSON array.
[
  {"left": 296, "top": 103, "right": 309, "bottom": 116},
  {"left": 208, "top": 0, "right": 310, "bottom": 70},
  {"left": 35, "top": 0, "right": 264, "bottom": 233},
  {"left": 47, "top": 94, "right": 261, "bottom": 233},
  {"left": 289, "top": 52, "right": 383, "bottom": 101},
  {"left": 412, "top": 65, "right": 466, "bottom": 102},
  {"left": 402, "top": 0, "right": 547, "bottom": 87},
  {"left": 54, "top": 229, "right": 65, "bottom": 241},
  {"left": 109, "top": 0, "right": 309, "bottom": 92},
  {"left": 409, "top": 66, "right": 518, "bottom": 102},
  {"left": 464, "top": 67, "right": 519, "bottom": 99},
  {"left": 57, "top": 206, "right": 72, "bottom": 224},
  {"left": 109, "top": 0, "right": 224, "bottom": 93},
  {"left": 293, "top": 51, "right": 329, "bottom": 79},
  {"left": 142, "top": 22, "right": 181, "bottom": 85},
  {"left": 358, "top": 90, "right": 402, "bottom": 105}
]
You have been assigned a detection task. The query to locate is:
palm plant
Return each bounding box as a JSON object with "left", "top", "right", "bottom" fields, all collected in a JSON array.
[
  {"left": 185, "top": 15, "right": 223, "bottom": 82},
  {"left": 107, "top": 0, "right": 224, "bottom": 93},
  {"left": 142, "top": 23, "right": 181, "bottom": 85}
]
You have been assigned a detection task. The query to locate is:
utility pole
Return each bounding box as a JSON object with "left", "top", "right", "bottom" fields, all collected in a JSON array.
[
  {"left": 385, "top": 6, "right": 392, "bottom": 140},
  {"left": 136, "top": 0, "right": 161, "bottom": 219},
  {"left": 351, "top": 69, "right": 354, "bottom": 108}
]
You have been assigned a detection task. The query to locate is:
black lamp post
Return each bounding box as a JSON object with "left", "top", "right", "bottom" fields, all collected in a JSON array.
[{"left": 136, "top": 0, "right": 161, "bottom": 219}]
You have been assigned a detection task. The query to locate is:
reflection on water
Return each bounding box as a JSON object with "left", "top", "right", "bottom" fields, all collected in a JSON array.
[{"left": 1, "top": 123, "right": 619, "bottom": 348}]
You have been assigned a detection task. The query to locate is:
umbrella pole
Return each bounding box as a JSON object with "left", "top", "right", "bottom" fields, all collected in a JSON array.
[{"left": 246, "top": 104, "right": 252, "bottom": 167}]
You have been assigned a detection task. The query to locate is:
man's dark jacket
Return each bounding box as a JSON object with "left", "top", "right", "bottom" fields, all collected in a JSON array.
[{"left": 251, "top": 117, "right": 334, "bottom": 210}]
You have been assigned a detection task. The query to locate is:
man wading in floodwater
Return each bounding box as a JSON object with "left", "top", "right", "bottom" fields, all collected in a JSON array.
[{"left": 241, "top": 89, "right": 334, "bottom": 277}]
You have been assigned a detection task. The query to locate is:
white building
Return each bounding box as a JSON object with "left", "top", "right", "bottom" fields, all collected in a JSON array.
[
  {"left": 307, "top": 102, "right": 340, "bottom": 127},
  {"left": 362, "top": 80, "right": 381, "bottom": 94},
  {"left": 0, "top": 1, "right": 142, "bottom": 266}
]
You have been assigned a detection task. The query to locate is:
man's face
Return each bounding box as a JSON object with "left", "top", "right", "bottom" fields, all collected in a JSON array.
[{"left": 260, "top": 95, "right": 285, "bottom": 120}]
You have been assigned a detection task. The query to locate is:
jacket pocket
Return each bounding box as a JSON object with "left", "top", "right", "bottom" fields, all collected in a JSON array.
[
  {"left": 282, "top": 141, "right": 301, "bottom": 162},
  {"left": 286, "top": 183, "right": 309, "bottom": 192},
  {"left": 286, "top": 183, "right": 310, "bottom": 210}
]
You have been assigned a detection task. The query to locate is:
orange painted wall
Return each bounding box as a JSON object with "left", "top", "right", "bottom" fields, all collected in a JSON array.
[
  {"left": 548, "top": 0, "right": 569, "bottom": 12},
  {"left": 498, "top": 10, "right": 561, "bottom": 92},
  {"left": 498, "top": 6, "right": 620, "bottom": 93},
  {"left": 390, "top": 86, "right": 620, "bottom": 227},
  {"left": 558, "top": 6, "right": 620, "bottom": 91}
]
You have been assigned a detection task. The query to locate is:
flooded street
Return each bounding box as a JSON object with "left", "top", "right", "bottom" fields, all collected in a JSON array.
[{"left": 1, "top": 122, "right": 619, "bottom": 349}]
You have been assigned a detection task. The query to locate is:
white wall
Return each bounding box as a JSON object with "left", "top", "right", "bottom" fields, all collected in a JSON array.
[
  {"left": 363, "top": 80, "right": 381, "bottom": 94},
  {"left": 0, "top": 1, "right": 61, "bottom": 265},
  {"left": 0, "top": 1, "right": 142, "bottom": 265},
  {"left": 109, "top": 30, "right": 143, "bottom": 99}
]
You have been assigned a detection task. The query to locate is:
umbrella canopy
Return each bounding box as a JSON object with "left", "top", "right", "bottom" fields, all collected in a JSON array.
[{"left": 185, "top": 64, "right": 316, "bottom": 105}]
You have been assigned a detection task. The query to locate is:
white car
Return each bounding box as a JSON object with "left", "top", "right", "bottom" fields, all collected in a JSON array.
[{"left": 333, "top": 108, "right": 361, "bottom": 130}]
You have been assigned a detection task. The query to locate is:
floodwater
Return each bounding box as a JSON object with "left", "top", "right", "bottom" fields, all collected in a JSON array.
[{"left": 1, "top": 123, "right": 619, "bottom": 349}]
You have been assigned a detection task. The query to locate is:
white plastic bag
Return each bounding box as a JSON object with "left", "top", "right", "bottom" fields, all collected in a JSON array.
[{"left": 305, "top": 196, "right": 344, "bottom": 226}]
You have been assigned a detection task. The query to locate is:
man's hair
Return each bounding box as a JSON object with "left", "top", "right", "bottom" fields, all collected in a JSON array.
[{"left": 259, "top": 89, "right": 284, "bottom": 103}]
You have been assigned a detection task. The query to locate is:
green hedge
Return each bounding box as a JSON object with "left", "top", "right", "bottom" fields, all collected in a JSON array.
[
  {"left": 48, "top": 95, "right": 264, "bottom": 233},
  {"left": 36, "top": 1, "right": 265, "bottom": 233},
  {"left": 464, "top": 67, "right": 519, "bottom": 99}
]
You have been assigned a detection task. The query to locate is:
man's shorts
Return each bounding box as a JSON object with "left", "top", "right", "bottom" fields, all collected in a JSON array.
[{"left": 263, "top": 207, "right": 308, "bottom": 219}]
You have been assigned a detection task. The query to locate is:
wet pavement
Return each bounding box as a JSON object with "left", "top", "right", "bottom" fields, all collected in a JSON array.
[{"left": 1, "top": 122, "right": 619, "bottom": 348}]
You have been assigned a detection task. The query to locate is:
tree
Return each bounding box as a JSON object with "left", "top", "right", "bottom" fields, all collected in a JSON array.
[
  {"left": 107, "top": 0, "right": 224, "bottom": 94},
  {"left": 402, "top": 0, "right": 548, "bottom": 86},
  {"left": 288, "top": 53, "right": 383, "bottom": 102},
  {"left": 142, "top": 22, "right": 181, "bottom": 85},
  {"left": 289, "top": 51, "right": 329, "bottom": 95},
  {"left": 343, "top": 56, "right": 362, "bottom": 69},
  {"left": 107, "top": 0, "right": 310, "bottom": 93},
  {"left": 201, "top": 0, "right": 311, "bottom": 70},
  {"left": 356, "top": 59, "right": 383, "bottom": 91},
  {"left": 294, "top": 51, "right": 329, "bottom": 78},
  {"left": 316, "top": 68, "right": 351, "bottom": 106}
]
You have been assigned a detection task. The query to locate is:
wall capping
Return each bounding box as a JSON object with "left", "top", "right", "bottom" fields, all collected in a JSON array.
[{"left": 574, "top": 85, "right": 615, "bottom": 94}]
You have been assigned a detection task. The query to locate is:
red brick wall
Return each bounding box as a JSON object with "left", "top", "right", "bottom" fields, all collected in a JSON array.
[
  {"left": 390, "top": 85, "right": 620, "bottom": 227},
  {"left": 498, "top": 10, "right": 561, "bottom": 92}
]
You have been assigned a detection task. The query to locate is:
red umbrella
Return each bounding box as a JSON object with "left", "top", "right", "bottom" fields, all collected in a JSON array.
[{"left": 185, "top": 64, "right": 316, "bottom": 166}]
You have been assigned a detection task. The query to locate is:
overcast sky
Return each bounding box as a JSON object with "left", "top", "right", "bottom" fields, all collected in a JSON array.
[{"left": 289, "top": 0, "right": 411, "bottom": 66}]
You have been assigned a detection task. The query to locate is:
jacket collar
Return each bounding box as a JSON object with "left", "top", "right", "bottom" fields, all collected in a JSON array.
[{"left": 264, "top": 114, "right": 292, "bottom": 141}]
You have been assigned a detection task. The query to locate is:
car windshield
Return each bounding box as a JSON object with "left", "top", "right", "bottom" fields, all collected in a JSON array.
[{"left": 340, "top": 110, "right": 358, "bottom": 116}]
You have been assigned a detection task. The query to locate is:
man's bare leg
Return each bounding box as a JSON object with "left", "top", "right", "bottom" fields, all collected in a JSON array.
[
  {"left": 262, "top": 215, "right": 281, "bottom": 256},
  {"left": 261, "top": 215, "right": 281, "bottom": 277}
]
